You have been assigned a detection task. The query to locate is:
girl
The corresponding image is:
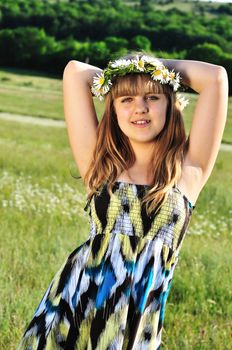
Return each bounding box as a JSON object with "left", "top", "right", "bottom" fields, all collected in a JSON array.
[{"left": 18, "top": 53, "right": 228, "bottom": 349}]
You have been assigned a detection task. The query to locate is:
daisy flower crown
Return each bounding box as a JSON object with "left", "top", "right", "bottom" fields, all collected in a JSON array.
[{"left": 91, "top": 55, "right": 189, "bottom": 110}]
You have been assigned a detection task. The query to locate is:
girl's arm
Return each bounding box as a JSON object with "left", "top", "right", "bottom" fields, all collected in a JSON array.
[
  {"left": 162, "top": 59, "right": 228, "bottom": 186},
  {"left": 63, "top": 60, "right": 102, "bottom": 180}
]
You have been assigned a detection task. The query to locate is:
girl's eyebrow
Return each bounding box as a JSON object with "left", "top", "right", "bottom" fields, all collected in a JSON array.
[{"left": 138, "top": 91, "right": 161, "bottom": 95}]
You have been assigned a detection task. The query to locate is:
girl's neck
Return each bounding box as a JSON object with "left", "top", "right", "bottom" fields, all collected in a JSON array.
[
  {"left": 118, "top": 142, "right": 154, "bottom": 184},
  {"left": 117, "top": 168, "right": 153, "bottom": 186}
]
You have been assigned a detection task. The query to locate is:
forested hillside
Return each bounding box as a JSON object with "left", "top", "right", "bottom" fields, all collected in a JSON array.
[{"left": 0, "top": 0, "right": 231, "bottom": 91}]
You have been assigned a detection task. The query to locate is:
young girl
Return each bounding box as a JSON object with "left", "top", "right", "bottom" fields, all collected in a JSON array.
[{"left": 18, "top": 53, "right": 228, "bottom": 349}]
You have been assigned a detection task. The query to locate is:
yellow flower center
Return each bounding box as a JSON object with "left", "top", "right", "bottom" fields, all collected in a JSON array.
[
  {"left": 170, "top": 72, "right": 175, "bottom": 80},
  {"left": 153, "top": 70, "right": 161, "bottom": 76},
  {"left": 99, "top": 77, "right": 105, "bottom": 85},
  {"left": 138, "top": 60, "right": 144, "bottom": 68}
]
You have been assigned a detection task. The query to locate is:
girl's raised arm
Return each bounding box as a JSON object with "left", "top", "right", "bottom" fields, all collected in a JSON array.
[
  {"left": 63, "top": 60, "right": 102, "bottom": 180},
  {"left": 162, "top": 59, "right": 228, "bottom": 187}
]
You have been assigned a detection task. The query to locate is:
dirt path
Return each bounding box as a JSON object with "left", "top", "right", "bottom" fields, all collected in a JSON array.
[
  {"left": 1, "top": 112, "right": 232, "bottom": 151},
  {"left": 0, "top": 112, "right": 65, "bottom": 128}
]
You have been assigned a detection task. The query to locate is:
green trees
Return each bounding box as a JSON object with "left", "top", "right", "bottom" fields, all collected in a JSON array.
[
  {"left": 131, "top": 35, "right": 151, "bottom": 51},
  {"left": 186, "top": 43, "right": 232, "bottom": 94},
  {"left": 0, "top": 0, "right": 231, "bottom": 91},
  {"left": 186, "top": 43, "right": 223, "bottom": 64},
  {"left": 0, "top": 27, "right": 58, "bottom": 67}
]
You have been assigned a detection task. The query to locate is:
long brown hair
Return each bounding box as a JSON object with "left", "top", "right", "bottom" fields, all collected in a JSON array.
[{"left": 84, "top": 54, "right": 188, "bottom": 215}]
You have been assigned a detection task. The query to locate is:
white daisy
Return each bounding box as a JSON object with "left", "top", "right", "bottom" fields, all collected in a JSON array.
[
  {"left": 91, "top": 86, "right": 102, "bottom": 99},
  {"left": 173, "top": 81, "right": 180, "bottom": 91},
  {"left": 169, "top": 71, "right": 181, "bottom": 91},
  {"left": 130, "top": 56, "right": 144, "bottom": 71},
  {"left": 176, "top": 94, "right": 189, "bottom": 110},
  {"left": 141, "top": 55, "right": 162, "bottom": 68},
  {"left": 175, "top": 71, "right": 181, "bottom": 83},
  {"left": 151, "top": 68, "right": 163, "bottom": 81},
  {"left": 160, "top": 68, "right": 170, "bottom": 84},
  {"left": 101, "top": 81, "right": 112, "bottom": 94},
  {"left": 92, "top": 72, "right": 106, "bottom": 90},
  {"left": 110, "top": 59, "right": 131, "bottom": 68},
  {"left": 136, "top": 59, "right": 145, "bottom": 71},
  {"left": 92, "top": 72, "right": 112, "bottom": 99}
]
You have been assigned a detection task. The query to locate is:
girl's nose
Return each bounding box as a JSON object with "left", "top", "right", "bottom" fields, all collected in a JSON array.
[{"left": 135, "top": 97, "right": 149, "bottom": 114}]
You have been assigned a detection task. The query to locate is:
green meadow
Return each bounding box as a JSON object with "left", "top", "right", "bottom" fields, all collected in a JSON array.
[{"left": 0, "top": 69, "right": 231, "bottom": 349}]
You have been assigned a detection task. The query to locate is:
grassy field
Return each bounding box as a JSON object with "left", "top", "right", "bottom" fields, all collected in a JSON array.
[
  {"left": 126, "top": 0, "right": 232, "bottom": 18},
  {"left": 0, "top": 69, "right": 232, "bottom": 349}
]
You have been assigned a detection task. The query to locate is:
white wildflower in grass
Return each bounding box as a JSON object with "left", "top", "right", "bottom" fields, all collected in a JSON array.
[
  {"left": 186, "top": 195, "right": 231, "bottom": 237},
  {"left": 0, "top": 172, "right": 87, "bottom": 221},
  {"left": 2, "top": 200, "right": 8, "bottom": 207},
  {"left": 1, "top": 173, "right": 231, "bottom": 235}
]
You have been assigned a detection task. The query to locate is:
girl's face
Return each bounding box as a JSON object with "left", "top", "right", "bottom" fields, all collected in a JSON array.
[{"left": 113, "top": 92, "right": 168, "bottom": 146}]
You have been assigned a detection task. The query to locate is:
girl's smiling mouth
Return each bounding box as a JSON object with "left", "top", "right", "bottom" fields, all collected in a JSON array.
[{"left": 131, "top": 119, "right": 151, "bottom": 126}]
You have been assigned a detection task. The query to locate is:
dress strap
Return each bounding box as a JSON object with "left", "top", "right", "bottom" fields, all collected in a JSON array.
[{"left": 173, "top": 184, "right": 196, "bottom": 210}]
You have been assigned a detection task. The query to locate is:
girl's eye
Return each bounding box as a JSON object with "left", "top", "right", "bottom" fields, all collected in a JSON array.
[
  {"left": 121, "top": 97, "right": 132, "bottom": 103},
  {"left": 147, "top": 95, "right": 158, "bottom": 100},
  {"left": 120, "top": 95, "right": 158, "bottom": 103}
]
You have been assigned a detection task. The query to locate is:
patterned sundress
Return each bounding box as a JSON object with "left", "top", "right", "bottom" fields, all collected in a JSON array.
[{"left": 17, "top": 181, "right": 195, "bottom": 350}]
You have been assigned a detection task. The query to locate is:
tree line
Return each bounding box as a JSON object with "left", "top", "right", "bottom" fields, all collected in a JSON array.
[{"left": 0, "top": 0, "right": 231, "bottom": 92}]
